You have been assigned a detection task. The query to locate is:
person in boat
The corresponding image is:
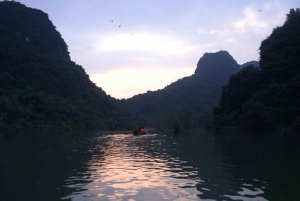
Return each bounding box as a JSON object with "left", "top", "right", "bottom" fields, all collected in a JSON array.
[
  {"left": 140, "top": 127, "right": 146, "bottom": 133},
  {"left": 133, "top": 125, "right": 139, "bottom": 135}
]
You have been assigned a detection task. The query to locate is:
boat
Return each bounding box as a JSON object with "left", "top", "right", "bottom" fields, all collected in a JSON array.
[{"left": 133, "top": 127, "right": 148, "bottom": 135}]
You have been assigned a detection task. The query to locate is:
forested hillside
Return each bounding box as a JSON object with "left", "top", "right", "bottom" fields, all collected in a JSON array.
[
  {"left": 213, "top": 8, "right": 300, "bottom": 131},
  {"left": 0, "top": 1, "right": 134, "bottom": 133},
  {"left": 122, "top": 51, "right": 257, "bottom": 128}
]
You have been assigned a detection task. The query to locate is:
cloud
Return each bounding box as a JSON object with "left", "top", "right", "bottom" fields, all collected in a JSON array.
[
  {"left": 233, "top": 7, "right": 270, "bottom": 33},
  {"left": 196, "top": 29, "right": 224, "bottom": 36},
  {"left": 133, "top": 57, "right": 157, "bottom": 62},
  {"left": 94, "top": 32, "right": 199, "bottom": 55},
  {"left": 194, "top": 2, "right": 293, "bottom": 64},
  {"left": 233, "top": 2, "right": 289, "bottom": 35}
]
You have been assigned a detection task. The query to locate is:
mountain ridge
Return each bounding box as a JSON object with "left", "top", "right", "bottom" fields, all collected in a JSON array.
[{"left": 122, "top": 50, "right": 258, "bottom": 126}]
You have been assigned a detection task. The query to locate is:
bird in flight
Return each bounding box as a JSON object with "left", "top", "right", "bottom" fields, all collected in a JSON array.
[
  {"left": 258, "top": 10, "right": 262, "bottom": 12},
  {"left": 111, "top": 20, "right": 113, "bottom": 22},
  {"left": 119, "top": 25, "right": 121, "bottom": 27}
]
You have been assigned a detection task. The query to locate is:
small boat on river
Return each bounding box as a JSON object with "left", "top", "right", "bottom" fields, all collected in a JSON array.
[{"left": 133, "top": 127, "right": 148, "bottom": 135}]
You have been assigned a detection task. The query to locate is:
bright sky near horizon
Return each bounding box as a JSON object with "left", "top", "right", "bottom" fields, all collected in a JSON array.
[{"left": 13, "top": 0, "right": 299, "bottom": 99}]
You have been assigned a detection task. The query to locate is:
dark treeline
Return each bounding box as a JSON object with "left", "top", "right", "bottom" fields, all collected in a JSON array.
[{"left": 213, "top": 8, "right": 300, "bottom": 131}]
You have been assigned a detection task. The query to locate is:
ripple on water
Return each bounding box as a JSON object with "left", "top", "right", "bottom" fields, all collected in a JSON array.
[
  {"left": 60, "top": 132, "right": 280, "bottom": 201},
  {"left": 62, "top": 134, "right": 202, "bottom": 200}
]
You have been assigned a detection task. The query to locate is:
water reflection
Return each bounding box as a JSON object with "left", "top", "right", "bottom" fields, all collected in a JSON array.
[
  {"left": 213, "top": 131, "right": 300, "bottom": 201},
  {"left": 0, "top": 134, "right": 94, "bottom": 201},
  {"left": 61, "top": 132, "right": 273, "bottom": 201},
  {"left": 63, "top": 134, "right": 202, "bottom": 200},
  {"left": 2, "top": 130, "right": 299, "bottom": 200}
]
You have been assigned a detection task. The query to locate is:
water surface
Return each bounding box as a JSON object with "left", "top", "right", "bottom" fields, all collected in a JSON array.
[{"left": 0, "top": 130, "right": 299, "bottom": 200}]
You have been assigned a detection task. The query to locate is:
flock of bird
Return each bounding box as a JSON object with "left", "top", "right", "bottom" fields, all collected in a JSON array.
[{"left": 111, "top": 20, "right": 121, "bottom": 27}]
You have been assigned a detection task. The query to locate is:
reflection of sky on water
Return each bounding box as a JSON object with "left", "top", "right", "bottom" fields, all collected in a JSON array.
[
  {"left": 61, "top": 132, "right": 271, "bottom": 201},
  {"left": 62, "top": 134, "right": 202, "bottom": 200}
]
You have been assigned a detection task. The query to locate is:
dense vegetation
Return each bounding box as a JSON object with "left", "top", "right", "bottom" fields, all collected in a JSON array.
[
  {"left": 122, "top": 51, "right": 257, "bottom": 129},
  {"left": 0, "top": 1, "right": 135, "bottom": 133},
  {"left": 213, "top": 8, "right": 300, "bottom": 131}
]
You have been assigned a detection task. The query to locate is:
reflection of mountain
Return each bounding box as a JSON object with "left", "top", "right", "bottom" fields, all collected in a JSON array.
[
  {"left": 170, "top": 131, "right": 234, "bottom": 200},
  {"left": 0, "top": 135, "right": 94, "bottom": 201},
  {"left": 213, "top": 132, "right": 300, "bottom": 200}
]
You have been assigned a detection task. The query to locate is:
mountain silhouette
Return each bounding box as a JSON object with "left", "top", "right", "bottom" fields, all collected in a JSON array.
[{"left": 122, "top": 50, "right": 257, "bottom": 126}]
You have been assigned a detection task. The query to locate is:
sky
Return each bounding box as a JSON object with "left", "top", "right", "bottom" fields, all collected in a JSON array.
[{"left": 12, "top": 0, "right": 300, "bottom": 99}]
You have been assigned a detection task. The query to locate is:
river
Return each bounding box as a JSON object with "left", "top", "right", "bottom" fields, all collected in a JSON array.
[{"left": 0, "top": 130, "right": 299, "bottom": 200}]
